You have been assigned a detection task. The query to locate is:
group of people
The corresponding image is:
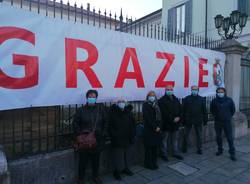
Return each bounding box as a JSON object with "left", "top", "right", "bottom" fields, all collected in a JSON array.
[{"left": 73, "top": 86, "right": 236, "bottom": 184}]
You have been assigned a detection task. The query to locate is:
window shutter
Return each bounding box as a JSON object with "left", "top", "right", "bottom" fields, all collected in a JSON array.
[
  {"left": 185, "top": 0, "right": 192, "bottom": 33},
  {"left": 168, "top": 8, "right": 174, "bottom": 33},
  {"left": 168, "top": 8, "right": 177, "bottom": 34}
]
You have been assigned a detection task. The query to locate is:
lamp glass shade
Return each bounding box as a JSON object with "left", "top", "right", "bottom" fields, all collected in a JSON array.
[
  {"left": 214, "top": 15, "right": 223, "bottom": 29},
  {"left": 239, "top": 13, "right": 248, "bottom": 28},
  {"left": 230, "top": 10, "right": 240, "bottom": 25},
  {"left": 222, "top": 17, "right": 230, "bottom": 31}
]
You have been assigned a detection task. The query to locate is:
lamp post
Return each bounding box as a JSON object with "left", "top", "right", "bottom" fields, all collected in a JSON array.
[{"left": 214, "top": 10, "right": 248, "bottom": 39}]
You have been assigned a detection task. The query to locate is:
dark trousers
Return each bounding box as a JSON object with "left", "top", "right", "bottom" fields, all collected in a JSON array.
[
  {"left": 183, "top": 124, "right": 202, "bottom": 151},
  {"left": 112, "top": 146, "right": 131, "bottom": 172},
  {"left": 144, "top": 145, "right": 158, "bottom": 167},
  {"left": 161, "top": 131, "right": 180, "bottom": 157},
  {"left": 214, "top": 121, "right": 235, "bottom": 155},
  {"left": 78, "top": 150, "right": 100, "bottom": 181}
]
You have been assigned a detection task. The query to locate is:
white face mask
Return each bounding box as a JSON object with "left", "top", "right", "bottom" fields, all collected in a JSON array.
[
  {"left": 217, "top": 92, "right": 225, "bottom": 98},
  {"left": 148, "top": 96, "right": 156, "bottom": 102},
  {"left": 118, "top": 102, "right": 126, "bottom": 109}
]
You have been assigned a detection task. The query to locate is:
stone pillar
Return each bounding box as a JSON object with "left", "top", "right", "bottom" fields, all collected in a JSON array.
[
  {"left": 220, "top": 39, "right": 249, "bottom": 138},
  {"left": 220, "top": 39, "right": 248, "bottom": 111},
  {"left": 0, "top": 146, "right": 10, "bottom": 184}
]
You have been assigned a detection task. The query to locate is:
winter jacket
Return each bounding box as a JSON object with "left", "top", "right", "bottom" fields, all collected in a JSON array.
[
  {"left": 210, "top": 96, "right": 235, "bottom": 122},
  {"left": 108, "top": 104, "right": 136, "bottom": 148},
  {"left": 158, "top": 95, "right": 182, "bottom": 132},
  {"left": 183, "top": 95, "right": 208, "bottom": 126},
  {"left": 142, "top": 102, "right": 162, "bottom": 146},
  {"left": 73, "top": 104, "right": 108, "bottom": 150}
]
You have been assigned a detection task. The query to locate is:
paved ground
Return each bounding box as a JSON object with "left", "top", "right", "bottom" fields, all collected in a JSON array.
[{"left": 101, "top": 135, "right": 250, "bottom": 184}]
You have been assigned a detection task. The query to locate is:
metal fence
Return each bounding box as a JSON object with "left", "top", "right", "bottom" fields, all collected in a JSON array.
[
  {"left": 0, "top": 0, "right": 227, "bottom": 160},
  {"left": 0, "top": 98, "right": 215, "bottom": 160},
  {"left": 2, "top": 0, "right": 223, "bottom": 49}
]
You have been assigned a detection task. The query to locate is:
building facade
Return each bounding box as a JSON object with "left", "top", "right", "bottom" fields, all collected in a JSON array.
[{"left": 162, "top": 0, "right": 250, "bottom": 47}]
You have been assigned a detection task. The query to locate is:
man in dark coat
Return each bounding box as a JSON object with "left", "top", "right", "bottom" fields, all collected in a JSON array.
[
  {"left": 73, "top": 89, "right": 108, "bottom": 184},
  {"left": 158, "top": 85, "right": 183, "bottom": 161},
  {"left": 182, "top": 86, "right": 208, "bottom": 154},
  {"left": 210, "top": 87, "right": 236, "bottom": 161},
  {"left": 109, "top": 99, "right": 135, "bottom": 181}
]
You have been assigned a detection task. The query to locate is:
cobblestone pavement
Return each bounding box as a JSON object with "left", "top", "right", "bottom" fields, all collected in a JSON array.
[{"left": 101, "top": 135, "right": 250, "bottom": 184}]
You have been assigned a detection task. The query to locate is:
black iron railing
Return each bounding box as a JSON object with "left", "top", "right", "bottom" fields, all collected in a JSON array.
[
  {"left": 2, "top": 0, "right": 223, "bottom": 49},
  {"left": 0, "top": 98, "right": 216, "bottom": 160}
]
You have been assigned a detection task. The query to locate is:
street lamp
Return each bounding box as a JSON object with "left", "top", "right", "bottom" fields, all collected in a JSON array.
[{"left": 214, "top": 10, "right": 248, "bottom": 39}]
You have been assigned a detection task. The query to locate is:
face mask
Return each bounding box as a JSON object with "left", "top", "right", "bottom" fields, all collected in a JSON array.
[
  {"left": 118, "top": 102, "right": 126, "bottom": 109},
  {"left": 191, "top": 90, "right": 199, "bottom": 96},
  {"left": 166, "top": 90, "right": 173, "bottom": 96},
  {"left": 87, "top": 97, "right": 96, "bottom": 104},
  {"left": 148, "top": 96, "right": 156, "bottom": 102},
  {"left": 217, "top": 93, "right": 225, "bottom": 98}
]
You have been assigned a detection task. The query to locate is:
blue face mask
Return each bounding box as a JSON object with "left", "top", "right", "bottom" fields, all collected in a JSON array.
[
  {"left": 166, "top": 90, "right": 173, "bottom": 96},
  {"left": 148, "top": 96, "right": 156, "bottom": 102},
  {"left": 191, "top": 90, "right": 199, "bottom": 96},
  {"left": 118, "top": 102, "right": 126, "bottom": 109},
  {"left": 87, "top": 97, "right": 96, "bottom": 104},
  {"left": 217, "top": 93, "right": 225, "bottom": 98}
]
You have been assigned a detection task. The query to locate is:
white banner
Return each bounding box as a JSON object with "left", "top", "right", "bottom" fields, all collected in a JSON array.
[{"left": 0, "top": 4, "right": 225, "bottom": 110}]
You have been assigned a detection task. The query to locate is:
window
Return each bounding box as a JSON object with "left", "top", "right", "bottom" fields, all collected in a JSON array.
[
  {"left": 168, "top": 0, "right": 192, "bottom": 34},
  {"left": 238, "top": 0, "right": 250, "bottom": 15}
]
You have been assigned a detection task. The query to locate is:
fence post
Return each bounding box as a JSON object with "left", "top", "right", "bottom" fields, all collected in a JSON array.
[{"left": 119, "top": 9, "right": 123, "bottom": 32}]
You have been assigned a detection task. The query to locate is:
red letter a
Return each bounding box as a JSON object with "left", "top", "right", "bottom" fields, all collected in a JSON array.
[{"left": 114, "top": 48, "right": 145, "bottom": 88}]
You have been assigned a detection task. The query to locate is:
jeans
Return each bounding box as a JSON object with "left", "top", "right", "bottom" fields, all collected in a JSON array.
[
  {"left": 161, "top": 131, "right": 180, "bottom": 157},
  {"left": 214, "top": 121, "right": 235, "bottom": 155},
  {"left": 183, "top": 124, "right": 202, "bottom": 151}
]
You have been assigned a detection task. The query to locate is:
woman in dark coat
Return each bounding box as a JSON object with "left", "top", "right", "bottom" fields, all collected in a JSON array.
[
  {"left": 109, "top": 99, "right": 136, "bottom": 181},
  {"left": 73, "top": 90, "right": 108, "bottom": 184},
  {"left": 142, "top": 91, "right": 162, "bottom": 170}
]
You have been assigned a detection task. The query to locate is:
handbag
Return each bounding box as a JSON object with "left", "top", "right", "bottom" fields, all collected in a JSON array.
[{"left": 74, "top": 107, "right": 99, "bottom": 150}]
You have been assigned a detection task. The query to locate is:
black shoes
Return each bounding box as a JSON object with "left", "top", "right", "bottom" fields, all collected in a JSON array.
[
  {"left": 113, "top": 168, "right": 134, "bottom": 181},
  {"left": 173, "top": 154, "right": 184, "bottom": 160},
  {"left": 151, "top": 165, "right": 159, "bottom": 170},
  {"left": 113, "top": 171, "right": 122, "bottom": 181},
  {"left": 161, "top": 156, "right": 169, "bottom": 162},
  {"left": 216, "top": 151, "right": 223, "bottom": 156},
  {"left": 144, "top": 164, "right": 159, "bottom": 170},
  {"left": 77, "top": 180, "right": 84, "bottom": 184},
  {"left": 92, "top": 177, "right": 102, "bottom": 184},
  {"left": 230, "top": 155, "right": 237, "bottom": 161},
  {"left": 197, "top": 150, "right": 203, "bottom": 155},
  {"left": 122, "top": 168, "right": 134, "bottom": 176}
]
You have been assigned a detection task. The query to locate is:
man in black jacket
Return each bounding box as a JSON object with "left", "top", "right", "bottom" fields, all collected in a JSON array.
[
  {"left": 73, "top": 89, "right": 108, "bottom": 184},
  {"left": 158, "top": 85, "right": 183, "bottom": 161},
  {"left": 210, "top": 87, "right": 236, "bottom": 161},
  {"left": 182, "top": 86, "right": 207, "bottom": 154}
]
